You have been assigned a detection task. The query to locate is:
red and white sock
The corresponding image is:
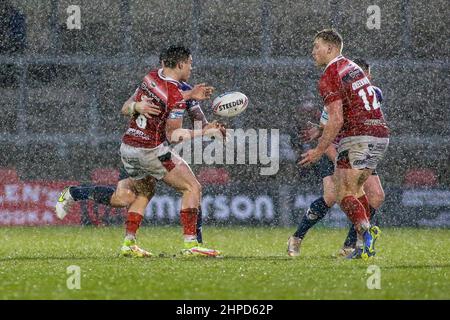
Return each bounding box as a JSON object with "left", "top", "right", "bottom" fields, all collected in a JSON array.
[
  {"left": 340, "top": 196, "right": 370, "bottom": 231},
  {"left": 180, "top": 208, "right": 198, "bottom": 242},
  {"left": 125, "top": 212, "right": 143, "bottom": 239}
]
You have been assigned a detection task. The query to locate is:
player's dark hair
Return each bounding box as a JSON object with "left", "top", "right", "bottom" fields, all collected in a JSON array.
[
  {"left": 315, "top": 29, "right": 343, "bottom": 49},
  {"left": 161, "top": 46, "right": 191, "bottom": 68},
  {"left": 159, "top": 50, "right": 166, "bottom": 63},
  {"left": 353, "top": 58, "right": 370, "bottom": 72}
]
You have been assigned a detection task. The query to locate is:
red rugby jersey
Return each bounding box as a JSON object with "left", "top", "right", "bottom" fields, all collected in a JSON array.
[
  {"left": 318, "top": 55, "right": 389, "bottom": 139},
  {"left": 122, "top": 69, "right": 187, "bottom": 148}
]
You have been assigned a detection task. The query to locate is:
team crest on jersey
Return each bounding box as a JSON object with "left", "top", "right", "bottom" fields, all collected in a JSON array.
[
  {"left": 349, "top": 68, "right": 362, "bottom": 78},
  {"left": 140, "top": 82, "right": 164, "bottom": 105}
]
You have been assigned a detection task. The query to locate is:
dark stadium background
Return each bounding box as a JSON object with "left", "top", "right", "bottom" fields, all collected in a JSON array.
[{"left": 0, "top": 0, "right": 449, "bottom": 228}]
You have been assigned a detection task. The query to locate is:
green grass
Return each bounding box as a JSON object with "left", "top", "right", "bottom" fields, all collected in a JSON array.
[{"left": 0, "top": 226, "right": 449, "bottom": 299}]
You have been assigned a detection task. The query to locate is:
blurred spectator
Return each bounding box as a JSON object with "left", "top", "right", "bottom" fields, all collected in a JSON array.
[{"left": 0, "top": 1, "right": 26, "bottom": 54}]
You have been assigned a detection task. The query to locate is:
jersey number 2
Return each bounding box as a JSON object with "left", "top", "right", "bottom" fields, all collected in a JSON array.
[{"left": 358, "top": 86, "right": 380, "bottom": 111}]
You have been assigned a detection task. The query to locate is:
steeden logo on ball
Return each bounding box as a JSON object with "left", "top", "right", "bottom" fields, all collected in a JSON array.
[{"left": 213, "top": 92, "right": 248, "bottom": 117}]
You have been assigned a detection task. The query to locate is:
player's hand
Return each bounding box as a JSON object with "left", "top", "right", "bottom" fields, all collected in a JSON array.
[
  {"left": 301, "top": 122, "right": 322, "bottom": 142},
  {"left": 299, "top": 148, "right": 322, "bottom": 166},
  {"left": 185, "top": 83, "right": 215, "bottom": 101},
  {"left": 214, "top": 121, "right": 227, "bottom": 139},
  {"left": 203, "top": 120, "right": 227, "bottom": 141},
  {"left": 135, "top": 98, "right": 161, "bottom": 118}
]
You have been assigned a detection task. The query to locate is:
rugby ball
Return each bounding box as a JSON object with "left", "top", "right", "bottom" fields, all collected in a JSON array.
[{"left": 212, "top": 92, "right": 248, "bottom": 117}]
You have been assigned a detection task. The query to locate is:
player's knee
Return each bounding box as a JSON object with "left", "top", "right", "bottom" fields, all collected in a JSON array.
[
  {"left": 369, "top": 189, "right": 385, "bottom": 209},
  {"left": 116, "top": 189, "right": 136, "bottom": 206},
  {"left": 377, "top": 189, "right": 385, "bottom": 203},
  {"left": 336, "top": 191, "right": 351, "bottom": 205},
  {"left": 144, "top": 188, "right": 155, "bottom": 200},
  {"left": 180, "top": 179, "right": 202, "bottom": 197},
  {"left": 189, "top": 179, "right": 202, "bottom": 196},
  {"left": 323, "top": 184, "right": 337, "bottom": 206},
  {"left": 323, "top": 193, "right": 336, "bottom": 207}
]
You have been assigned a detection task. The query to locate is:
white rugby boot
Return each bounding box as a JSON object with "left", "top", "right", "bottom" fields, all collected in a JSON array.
[
  {"left": 55, "top": 187, "right": 75, "bottom": 219},
  {"left": 287, "top": 236, "right": 302, "bottom": 257}
]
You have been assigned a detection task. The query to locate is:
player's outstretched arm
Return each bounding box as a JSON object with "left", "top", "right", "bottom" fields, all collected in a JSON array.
[
  {"left": 316, "top": 100, "right": 343, "bottom": 153},
  {"left": 301, "top": 121, "right": 323, "bottom": 142},
  {"left": 182, "top": 83, "right": 214, "bottom": 101},
  {"left": 299, "top": 100, "right": 343, "bottom": 166},
  {"left": 166, "top": 119, "right": 226, "bottom": 144},
  {"left": 187, "top": 104, "right": 209, "bottom": 127}
]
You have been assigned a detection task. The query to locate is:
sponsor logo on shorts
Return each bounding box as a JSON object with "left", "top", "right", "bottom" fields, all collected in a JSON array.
[{"left": 353, "top": 159, "right": 367, "bottom": 166}]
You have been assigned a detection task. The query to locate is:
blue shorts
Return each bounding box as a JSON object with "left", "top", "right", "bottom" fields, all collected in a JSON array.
[
  {"left": 314, "top": 155, "right": 378, "bottom": 179},
  {"left": 119, "top": 165, "right": 130, "bottom": 181}
]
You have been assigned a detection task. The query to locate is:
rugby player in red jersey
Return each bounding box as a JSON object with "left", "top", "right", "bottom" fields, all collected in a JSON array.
[
  {"left": 55, "top": 76, "right": 215, "bottom": 253},
  {"left": 56, "top": 46, "right": 224, "bottom": 257},
  {"left": 299, "top": 29, "right": 389, "bottom": 260},
  {"left": 287, "top": 58, "right": 387, "bottom": 257},
  {"left": 118, "top": 46, "right": 226, "bottom": 257}
]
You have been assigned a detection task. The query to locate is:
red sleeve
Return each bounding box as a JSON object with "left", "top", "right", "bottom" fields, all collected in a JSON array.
[
  {"left": 168, "top": 86, "right": 187, "bottom": 110},
  {"left": 319, "top": 67, "right": 343, "bottom": 105},
  {"left": 167, "top": 86, "right": 187, "bottom": 120},
  {"left": 132, "top": 87, "right": 141, "bottom": 102}
]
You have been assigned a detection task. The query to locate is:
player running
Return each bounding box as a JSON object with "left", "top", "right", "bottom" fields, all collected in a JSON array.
[
  {"left": 55, "top": 80, "right": 214, "bottom": 251},
  {"left": 296, "top": 29, "right": 389, "bottom": 260},
  {"left": 287, "top": 58, "right": 386, "bottom": 257},
  {"left": 57, "top": 46, "right": 225, "bottom": 257}
]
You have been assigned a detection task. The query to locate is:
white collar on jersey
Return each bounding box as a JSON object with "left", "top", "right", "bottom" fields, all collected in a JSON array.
[
  {"left": 158, "top": 68, "right": 181, "bottom": 86},
  {"left": 324, "top": 55, "right": 344, "bottom": 72}
]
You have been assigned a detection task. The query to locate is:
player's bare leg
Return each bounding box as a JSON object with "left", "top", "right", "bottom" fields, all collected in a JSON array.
[
  {"left": 364, "top": 175, "right": 385, "bottom": 210},
  {"left": 325, "top": 145, "right": 357, "bottom": 256},
  {"left": 120, "top": 177, "right": 155, "bottom": 258},
  {"left": 335, "top": 168, "right": 380, "bottom": 260},
  {"left": 163, "top": 155, "right": 220, "bottom": 257},
  {"left": 323, "top": 175, "right": 337, "bottom": 206},
  {"left": 340, "top": 173, "right": 385, "bottom": 254},
  {"left": 109, "top": 176, "right": 156, "bottom": 208},
  {"left": 163, "top": 158, "right": 201, "bottom": 209},
  {"left": 109, "top": 179, "right": 138, "bottom": 207},
  {"left": 55, "top": 177, "right": 146, "bottom": 219}
]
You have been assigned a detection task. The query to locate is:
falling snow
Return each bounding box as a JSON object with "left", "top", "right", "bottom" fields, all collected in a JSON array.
[{"left": 0, "top": 2, "right": 449, "bottom": 228}]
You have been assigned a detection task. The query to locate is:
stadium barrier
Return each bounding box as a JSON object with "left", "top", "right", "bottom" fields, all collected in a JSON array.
[{"left": 1, "top": 181, "right": 449, "bottom": 228}]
